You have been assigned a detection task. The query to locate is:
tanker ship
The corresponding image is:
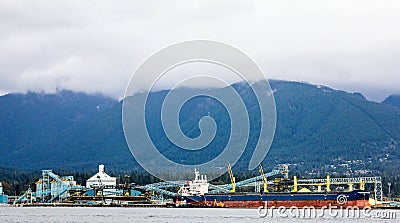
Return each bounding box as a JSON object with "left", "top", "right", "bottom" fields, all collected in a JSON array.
[{"left": 175, "top": 165, "right": 371, "bottom": 208}]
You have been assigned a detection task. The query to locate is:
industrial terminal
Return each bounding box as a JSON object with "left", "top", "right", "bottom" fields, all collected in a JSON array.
[
  {"left": 3, "top": 163, "right": 399, "bottom": 208},
  {"left": 10, "top": 164, "right": 153, "bottom": 207}
]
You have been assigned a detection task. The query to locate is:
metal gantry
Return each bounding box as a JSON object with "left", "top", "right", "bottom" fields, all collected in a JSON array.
[{"left": 295, "top": 176, "right": 383, "bottom": 201}]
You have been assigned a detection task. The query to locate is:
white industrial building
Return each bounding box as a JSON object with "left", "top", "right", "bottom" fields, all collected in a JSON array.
[{"left": 86, "top": 164, "right": 117, "bottom": 188}]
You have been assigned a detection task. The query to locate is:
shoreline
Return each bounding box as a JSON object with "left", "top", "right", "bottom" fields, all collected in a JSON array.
[{"left": 3, "top": 203, "right": 400, "bottom": 210}]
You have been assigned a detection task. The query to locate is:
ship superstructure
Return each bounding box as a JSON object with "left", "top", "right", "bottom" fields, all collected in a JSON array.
[{"left": 178, "top": 168, "right": 209, "bottom": 196}]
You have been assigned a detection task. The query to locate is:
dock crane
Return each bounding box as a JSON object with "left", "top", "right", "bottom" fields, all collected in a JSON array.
[
  {"left": 227, "top": 162, "right": 236, "bottom": 193},
  {"left": 258, "top": 164, "right": 268, "bottom": 193}
]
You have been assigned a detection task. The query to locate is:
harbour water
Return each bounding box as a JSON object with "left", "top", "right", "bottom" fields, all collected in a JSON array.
[{"left": 0, "top": 207, "right": 398, "bottom": 223}]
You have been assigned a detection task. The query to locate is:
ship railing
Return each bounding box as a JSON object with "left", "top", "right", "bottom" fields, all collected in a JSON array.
[{"left": 297, "top": 176, "right": 382, "bottom": 184}]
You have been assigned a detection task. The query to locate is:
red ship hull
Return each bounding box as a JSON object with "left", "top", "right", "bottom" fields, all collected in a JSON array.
[
  {"left": 188, "top": 199, "right": 370, "bottom": 208},
  {"left": 179, "top": 190, "right": 371, "bottom": 208}
]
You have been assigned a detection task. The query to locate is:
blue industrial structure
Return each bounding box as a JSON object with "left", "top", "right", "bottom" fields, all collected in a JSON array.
[
  {"left": 0, "top": 182, "right": 9, "bottom": 204},
  {"left": 14, "top": 170, "right": 84, "bottom": 204}
]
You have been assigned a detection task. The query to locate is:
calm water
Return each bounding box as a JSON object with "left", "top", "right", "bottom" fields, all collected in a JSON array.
[{"left": 0, "top": 207, "right": 398, "bottom": 223}]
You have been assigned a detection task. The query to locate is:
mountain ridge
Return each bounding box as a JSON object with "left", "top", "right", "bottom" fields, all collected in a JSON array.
[
  {"left": 0, "top": 81, "right": 399, "bottom": 178},
  {"left": 382, "top": 94, "right": 400, "bottom": 108}
]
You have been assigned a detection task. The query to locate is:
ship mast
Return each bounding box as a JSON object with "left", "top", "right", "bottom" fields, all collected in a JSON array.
[
  {"left": 227, "top": 162, "right": 236, "bottom": 193},
  {"left": 258, "top": 164, "right": 269, "bottom": 193}
]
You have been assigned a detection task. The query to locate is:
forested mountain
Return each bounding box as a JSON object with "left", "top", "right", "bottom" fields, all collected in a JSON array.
[
  {"left": 0, "top": 90, "right": 120, "bottom": 170},
  {"left": 0, "top": 81, "right": 399, "bottom": 180}
]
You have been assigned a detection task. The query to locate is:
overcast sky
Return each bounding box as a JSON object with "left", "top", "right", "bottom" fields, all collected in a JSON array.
[{"left": 0, "top": 0, "right": 399, "bottom": 101}]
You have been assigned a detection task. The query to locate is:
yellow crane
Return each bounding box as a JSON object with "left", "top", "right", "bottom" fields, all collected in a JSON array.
[
  {"left": 227, "top": 162, "right": 236, "bottom": 193},
  {"left": 258, "top": 164, "right": 269, "bottom": 193}
]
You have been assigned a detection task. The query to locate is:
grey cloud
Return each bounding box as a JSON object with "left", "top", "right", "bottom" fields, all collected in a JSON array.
[{"left": 0, "top": 0, "right": 399, "bottom": 102}]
